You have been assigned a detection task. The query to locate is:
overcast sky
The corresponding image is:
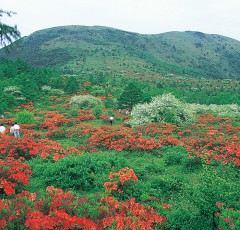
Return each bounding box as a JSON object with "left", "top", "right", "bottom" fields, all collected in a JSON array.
[{"left": 1, "top": 0, "right": 240, "bottom": 40}]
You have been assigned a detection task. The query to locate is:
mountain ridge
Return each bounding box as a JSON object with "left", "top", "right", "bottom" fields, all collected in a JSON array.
[{"left": 1, "top": 25, "right": 240, "bottom": 79}]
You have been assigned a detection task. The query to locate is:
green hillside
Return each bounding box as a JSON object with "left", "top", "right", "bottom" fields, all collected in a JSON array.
[{"left": 0, "top": 25, "right": 240, "bottom": 79}]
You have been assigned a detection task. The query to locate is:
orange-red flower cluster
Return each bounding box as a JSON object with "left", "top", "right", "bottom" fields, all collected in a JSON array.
[
  {"left": 0, "top": 135, "right": 81, "bottom": 161},
  {"left": 0, "top": 157, "right": 32, "bottom": 196},
  {"left": 39, "top": 111, "right": 71, "bottom": 129},
  {"left": 99, "top": 197, "right": 167, "bottom": 230},
  {"left": 104, "top": 167, "right": 138, "bottom": 193},
  {"left": 0, "top": 186, "right": 168, "bottom": 229},
  {"left": 81, "top": 126, "right": 163, "bottom": 152}
]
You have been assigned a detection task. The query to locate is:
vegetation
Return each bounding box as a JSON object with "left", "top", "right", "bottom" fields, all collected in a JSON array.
[
  {"left": 129, "top": 94, "right": 194, "bottom": 126},
  {"left": 118, "top": 82, "right": 144, "bottom": 109},
  {"left": 0, "top": 26, "right": 240, "bottom": 79},
  {"left": 69, "top": 94, "right": 102, "bottom": 109},
  {"left": 0, "top": 28, "right": 239, "bottom": 229}
]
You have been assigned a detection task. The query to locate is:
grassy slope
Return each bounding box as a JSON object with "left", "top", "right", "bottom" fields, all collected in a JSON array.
[{"left": 1, "top": 26, "right": 240, "bottom": 79}]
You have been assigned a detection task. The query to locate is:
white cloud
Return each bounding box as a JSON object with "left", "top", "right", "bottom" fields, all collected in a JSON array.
[{"left": 1, "top": 0, "right": 240, "bottom": 40}]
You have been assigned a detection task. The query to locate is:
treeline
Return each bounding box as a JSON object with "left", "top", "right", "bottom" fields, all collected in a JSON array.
[
  {"left": 0, "top": 59, "right": 239, "bottom": 114},
  {"left": 0, "top": 59, "right": 56, "bottom": 113}
]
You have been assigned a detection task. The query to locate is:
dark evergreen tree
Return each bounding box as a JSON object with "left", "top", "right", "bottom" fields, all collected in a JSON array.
[
  {"left": 0, "top": 9, "right": 20, "bottom": 47},
  {"left": 64, "top": 76, "right": 79, "bottom": 93},
  {"left": 51, "top": 77, "right": 64, "bottom": 89},
  {"left": 118, "top": 82, "right": 144, "bottom": 109},
  {"left": 0, "top": 93, "right": 17, "bottom": 110}
]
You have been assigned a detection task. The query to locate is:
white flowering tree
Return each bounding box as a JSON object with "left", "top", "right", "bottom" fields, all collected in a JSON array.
[
  {"left": 69, "top": 95, "right": 102, "bottom": 109},
  {"left": 3, "top": 86, "right": 26, "bottom": 101},
  {"left": 129, "top": 94, "right": 194, "bottom": 126},
  {"left": 187, "top": 103, "right": 240, "bottom": 117}
]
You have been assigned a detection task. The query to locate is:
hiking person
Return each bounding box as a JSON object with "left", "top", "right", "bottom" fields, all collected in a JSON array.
[
  {"left": 109, "top": 116, "right": 114, "bottom": 126},
  {"left": 0, "top": 124, "right": 6, "bottom": 134},
  {"left": 13, "top": 122, "right": 20, "bottom": 138},
  {"left": 10, "top": 124, "right": 15, "bottom": 136}
]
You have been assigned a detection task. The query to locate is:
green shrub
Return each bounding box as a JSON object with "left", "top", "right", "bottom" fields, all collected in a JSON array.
[
  {"left": 28, "top": 153, "right": 127, "bottom": 192},
  {"left": 181, "top": 155, "right": 202, "bottom": 172},
  {"left": 15, "top": 110, "right": 35, "bottom": 124},
  {"left": 92, "top": 105, "right": 103, "bottom": 118},
  {"left": 68, "top": 107, "right": 79, "bottom": 117},
  {"left": 151, "top": 174, "right": 184, "bottom": 198},
  {"left": 162, "top": 146, "right": 189, "bottom": 166},
  {"left": 179, "top": 165, "right": 240, "bottom": 229}
]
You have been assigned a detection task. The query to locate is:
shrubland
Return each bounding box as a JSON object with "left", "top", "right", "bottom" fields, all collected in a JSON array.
[{"left": 0, "top": 59, "right": 239, "bottom": 229}]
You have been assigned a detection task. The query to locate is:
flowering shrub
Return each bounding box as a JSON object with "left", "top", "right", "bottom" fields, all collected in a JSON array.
[
  {"left": 41, "top": 85, "right": 52, "bottom": 91},
  {"left": 49, "top": 88, "right": 64, "bottom": 96},
  {"left": 45, "top": 127, "right": 68, "bottom": 139},
  {"left": 129, "top": 94, "right": 194, "bottom": 126},
  {"left": 135, "top": 123, "right": 179, "bottom": 137},
  {"left": 20, "top": 124, "right": 36, "bottom": 130},
  {"left": 81, "top": 126, "right": 162, "bottom": 152},
  {"left": 0, "top": 135, "right": 81, "bottom": 161},
  {"left": 182, "top": 129, "right": 240, "bottom": 166},
  {"left": 0, "top": 186, "right": 168, "bottom": 229},
  {"left": 99, "top": 197, "right": 167, "bottom": 230},
  {"left": 69, "top": 95, "right": 102, "bottom": 109},
  {"left": 69, "top": 124, "right": 97, "bottom": 139},
  {"left": 3, "top": 86, "right": 26, "bottom": 101},
  {"left": 16, "top": 102, "right": 35, "bottom": 111},
  {"left": 104, "top": 167, "right": 138, "bottom": 197},
  {"left": 0, "top": 157, "right": 32, "bottom": 196},
  {"left": 100, "top": 114, "right": 111, "bottom": 123},
  {"left": 0, "top": 135, "right": 40, "bottom": 159},
  {"left": 215, "top": 202, "right": 240, "bottom": 230},
  {"left": 187, "top": 103, "right": 240, "bottom": 117},
  {"left": 75, "top": 114, "right": 96, "bottom": 122},
  {"left": 0, "top": 118, "right": 15, "bottom": 125},
  {"left": 39, "top": 111, "right": 71, "bottom": 129},
  {"left": 25, "top": 186, "right": 100, "bottom": 230},
  {"left": 0, "top": 188, "right": 100, "bottom": 230}
]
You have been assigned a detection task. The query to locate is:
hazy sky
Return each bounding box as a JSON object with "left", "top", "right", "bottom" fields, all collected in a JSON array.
[{"left": 1, "top": 0, "right": 240, "bottom": 40}]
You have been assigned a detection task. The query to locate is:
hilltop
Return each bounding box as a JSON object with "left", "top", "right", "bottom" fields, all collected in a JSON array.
[{"left": 0, "top": 25, "right": 240, "bottom": 79}]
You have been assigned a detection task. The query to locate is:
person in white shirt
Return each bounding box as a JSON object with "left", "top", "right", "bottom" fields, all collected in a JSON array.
[
  {"left": 109, "top": 116, "right": 114, "bottom": 126},
  {"left": 0, "top": 124, "right": 6, "bottom": 134},
  {"left": 13, "top": 122, "right": 20, "bottom": 138},
  {"left": 10, "top": 124, "right": 15, "bottom": 136}
]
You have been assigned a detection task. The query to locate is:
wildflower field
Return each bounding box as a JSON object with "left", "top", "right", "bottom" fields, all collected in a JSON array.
[{"left": 0, "top": 60, "right": 239, "bottom": 229}]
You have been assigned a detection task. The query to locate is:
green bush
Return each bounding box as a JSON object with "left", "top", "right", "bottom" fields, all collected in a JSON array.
[
  {"left": 15, "top": 110, "right": 35, "bottom": 124},
  {"left": 151, "top": 174, "right": 184, "bottom": 198},
  {"left": 28, "top": 153, "right": 127, "bottom": 192},
  {"left": 162, "top": 146, "right": 189, "bottom": 166},
  {"left": 92, "top": 105, "right": 103, "bottom": 118},
  {"left": 178, "top": 165, "right": 240, "bottom": 229},
  {"left": 68, "top": 107, "right": 79, "bottom": 117},
  {"left": 181, "top": 155, "right": 202, "bottom": 172}
]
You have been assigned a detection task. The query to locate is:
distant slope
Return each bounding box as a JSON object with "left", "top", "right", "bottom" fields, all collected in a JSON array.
[{"left": 0, "top": 25, "right": 240, "bottom": 79}]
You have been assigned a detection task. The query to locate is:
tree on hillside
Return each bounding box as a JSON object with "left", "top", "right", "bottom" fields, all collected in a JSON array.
[
  {"left": 0, "top": 9, "right": 20, "bottom": 47},
  {"left": 118, "top": 82, "right": 144, "bottom": 109},
  {"left": 64, "top": 76, "right": 79, "bottom": 94}
]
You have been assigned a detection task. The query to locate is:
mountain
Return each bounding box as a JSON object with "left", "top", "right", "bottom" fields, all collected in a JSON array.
[{"left": 0, "top": 25, "right": 240, "bottom": 79}]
